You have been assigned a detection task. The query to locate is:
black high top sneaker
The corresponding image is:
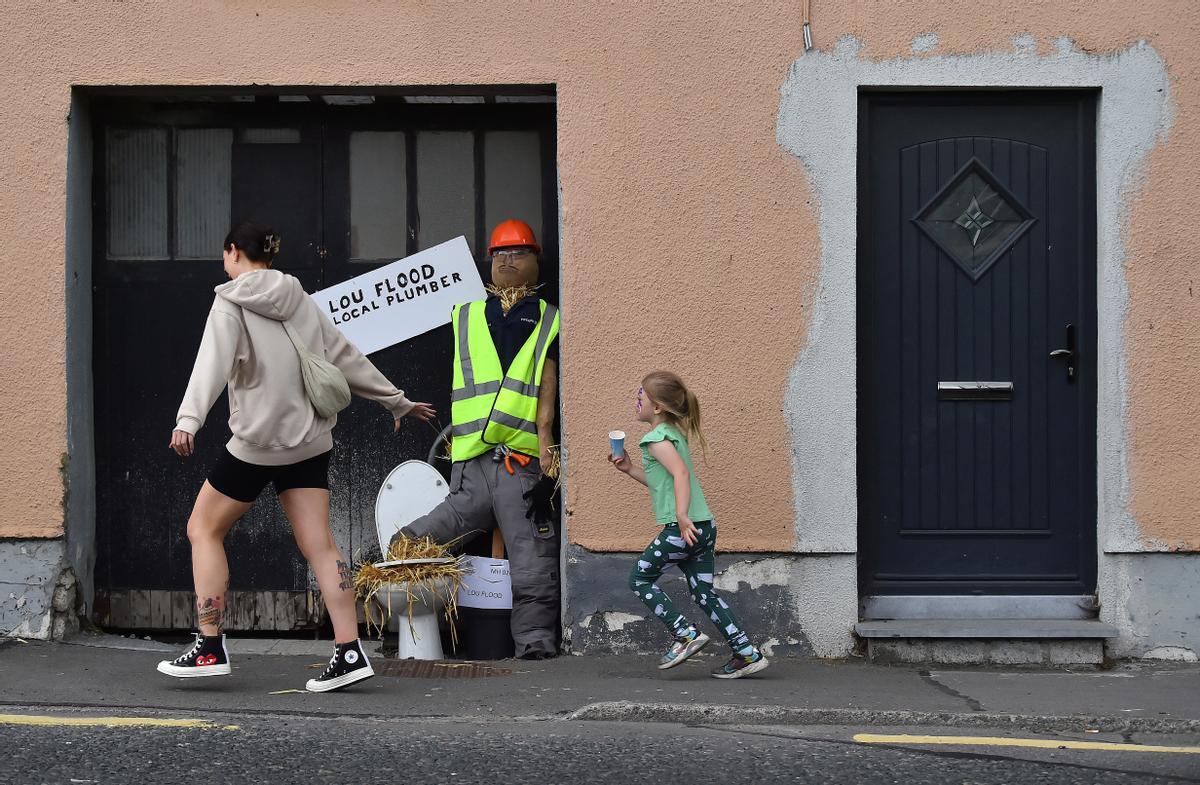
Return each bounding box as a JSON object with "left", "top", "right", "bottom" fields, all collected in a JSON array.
[
  {"left": 305, "top": 640, "right": 374, "bottom": 693},
  {"left": 156, "top": 633, "right": 231, "bottom": 678}
]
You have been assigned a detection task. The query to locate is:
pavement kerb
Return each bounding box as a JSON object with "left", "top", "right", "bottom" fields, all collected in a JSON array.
[
  {"left": 562, "top": 701, "right": 1200, "bottom": 736},
  {"left": 3, "top": 699, "right": 1199, "bottom": 736},
  {"left": 0, "top": 702, "right": 560, "bottom": 726}
]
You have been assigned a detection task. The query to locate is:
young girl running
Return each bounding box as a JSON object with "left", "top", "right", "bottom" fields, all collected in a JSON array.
[{"left": 609, "top": 371, "right": 769, "bottom": 679}]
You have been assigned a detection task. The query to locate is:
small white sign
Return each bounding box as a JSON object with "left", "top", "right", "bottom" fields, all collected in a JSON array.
[
  {"left": 312, "top": 236, "right": 485, "bottom": 355},
  {"left": 457, "top": 555, "right": 513, "bottom": 610}
]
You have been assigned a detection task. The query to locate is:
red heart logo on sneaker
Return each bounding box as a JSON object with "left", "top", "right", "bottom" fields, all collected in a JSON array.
[{"left": 197, "top": 654, "right": 217, "bottom": 666}]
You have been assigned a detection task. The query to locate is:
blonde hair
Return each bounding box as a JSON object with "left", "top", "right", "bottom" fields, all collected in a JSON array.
[{"left": 641, "top": 370, "right": 707, "bottom": 456}]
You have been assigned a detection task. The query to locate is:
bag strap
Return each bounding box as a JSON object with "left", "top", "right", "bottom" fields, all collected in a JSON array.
[
  {"left": 231, "top": 303, "right": 303, "bottom": 355},
  {"left": 280, "top": 319, "right": 308, "bottom": 355}
]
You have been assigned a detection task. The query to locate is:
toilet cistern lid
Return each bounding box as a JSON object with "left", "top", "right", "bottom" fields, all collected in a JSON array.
[{"left": 374, "top": 460, "right": 452, "bottom": 553}]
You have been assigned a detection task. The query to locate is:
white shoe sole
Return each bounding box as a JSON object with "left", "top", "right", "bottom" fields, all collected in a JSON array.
[
  {"left": 712, "top": 656, "right": 770, "bottom": 679},
  {"left": 305, "top": 665, "right": 375, "bottom": 693},
  {"left": 156, "top": 660, "right": 231, "bottom": 678},
  {"left": 658, "top": 633, "right": 711, "bottom": 670}
]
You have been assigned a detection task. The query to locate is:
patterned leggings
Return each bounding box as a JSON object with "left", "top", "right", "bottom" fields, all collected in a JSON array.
[{"left": 628, "top": 520, "right": 752, "bottom": 653}]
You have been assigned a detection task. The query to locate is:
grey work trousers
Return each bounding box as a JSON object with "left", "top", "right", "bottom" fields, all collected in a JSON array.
[{"left": 398, "top": 452, "right": 559, "bottom": 658}]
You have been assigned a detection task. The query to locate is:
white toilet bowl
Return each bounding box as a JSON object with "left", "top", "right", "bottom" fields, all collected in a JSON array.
[
  {"left": 373, "top": 461, "right": 453, "bottom": 660},
  {"left": 378, "top": 577, "right": 452, "bottom": 660}
]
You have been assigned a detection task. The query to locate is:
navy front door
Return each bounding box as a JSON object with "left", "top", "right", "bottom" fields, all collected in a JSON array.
[{"left": 858, "top": 91, "right": 1097, "bottom": 597}]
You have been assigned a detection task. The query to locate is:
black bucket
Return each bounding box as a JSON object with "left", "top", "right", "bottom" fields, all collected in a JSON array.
[{"left": 454, "top": 607, "right": 514, "bottom": 660}]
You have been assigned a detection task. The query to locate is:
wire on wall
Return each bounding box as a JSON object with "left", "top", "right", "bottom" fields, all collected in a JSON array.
[{"left": 802, "top": 0, "right": 813, "bottom": 51}]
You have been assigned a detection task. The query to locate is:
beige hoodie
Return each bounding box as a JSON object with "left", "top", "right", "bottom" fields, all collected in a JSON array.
[{"left": 176, "top": 268, "right": 414, "bottom": 466}]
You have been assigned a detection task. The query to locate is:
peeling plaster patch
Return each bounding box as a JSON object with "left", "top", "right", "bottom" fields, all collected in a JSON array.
[
  {"left": 2, "top": 539, "right": 68, "bottom": 640},
  {"left": 7, "top": 612, "right": 52, "bottom": 640},
  {"left": 713, "top": 558, "right": 789, "bottom": 591},
  {"left": 911, "top": 33, "right": 938, "bottom": 53},
  {"left": 714, "top": 557, "right": 855, "bottom": 657},
  {"left": 581, "top": 611, "right": 645, "bottom": 632},
  {"left": 573, "top": 606, "right": 654, "bottom": 654},
  {"left": 1141, "top": 646, "right": 1198, "bottom": 663},
  {"left": 563, "top": 547, "right": 855, "bottom": 657},
  {"left": 834, "top": 35, "right": 860, "bottom": 58},
  {"left": 1012, "top": 33, "right": 1037, "bottom": 54},
  {"left": 776, "top": 41, "right": 1172, "bottom": 560}
]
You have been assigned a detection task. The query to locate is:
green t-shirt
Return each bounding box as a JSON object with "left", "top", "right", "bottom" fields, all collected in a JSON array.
[{"left": 639, "top": 422, "right": 713, "bottom": 525}]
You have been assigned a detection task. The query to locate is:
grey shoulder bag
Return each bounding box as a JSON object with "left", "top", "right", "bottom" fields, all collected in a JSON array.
[{"left": 280, "top": 321, "right": 352, "bottom": 419}]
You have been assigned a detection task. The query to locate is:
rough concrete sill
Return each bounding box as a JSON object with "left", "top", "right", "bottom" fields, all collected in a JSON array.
[{"left": 854, "top": 619, "right": 1118, "bottom": 639}]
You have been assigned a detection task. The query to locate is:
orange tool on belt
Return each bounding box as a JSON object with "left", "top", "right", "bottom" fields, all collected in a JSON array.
[{"left": 504, "top": 450, "right": 532, "bottom": 475}]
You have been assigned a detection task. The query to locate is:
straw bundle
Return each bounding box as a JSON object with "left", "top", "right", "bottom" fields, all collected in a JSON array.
[
  {"left": 433, "top": 426, "right": 452, "bottom": 462},
  {"left": 543, "top": 444, "right": 561, "bottom": 485},
  {"left": 485, "top": 283, "right": 541, "bottom": 314},
  {"left": 353, "top": 535, "right": 467, "bottom": 645}
]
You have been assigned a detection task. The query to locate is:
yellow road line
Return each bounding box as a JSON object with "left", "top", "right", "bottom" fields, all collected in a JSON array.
[
  {"left": 853, "top": 733, "right": 1200, "bottom": 755},
  {"left": 0, "top": 713, "right": 233, "bottom": 729}
]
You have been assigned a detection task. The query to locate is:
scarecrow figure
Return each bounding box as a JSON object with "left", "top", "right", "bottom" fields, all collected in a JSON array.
[{"left": 393, "top": 219, "right": 560, "bottom": 659}]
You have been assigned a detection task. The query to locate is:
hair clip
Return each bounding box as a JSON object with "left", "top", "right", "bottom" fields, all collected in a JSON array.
[{"left": 264, "top": 234, "right": 281, "bottom": 255}]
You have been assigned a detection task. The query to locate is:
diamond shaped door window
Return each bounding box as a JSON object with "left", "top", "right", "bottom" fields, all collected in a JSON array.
[{"left": 912, "top": 157, "right": 1036, "bottom": 280}]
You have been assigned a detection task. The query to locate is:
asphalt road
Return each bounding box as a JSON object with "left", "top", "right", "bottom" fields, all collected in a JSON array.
[{"left": 1, "top": 713, "right": 1196, "bottom": 785}]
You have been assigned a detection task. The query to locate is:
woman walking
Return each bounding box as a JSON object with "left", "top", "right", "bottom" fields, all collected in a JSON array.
[{"left": 156, "top": 221, "right": 434, "bottom": 692}]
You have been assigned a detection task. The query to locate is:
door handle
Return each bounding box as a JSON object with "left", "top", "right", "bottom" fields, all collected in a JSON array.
[{"left": 1049, "top": 323, "right": 1076, "bottom": 383}]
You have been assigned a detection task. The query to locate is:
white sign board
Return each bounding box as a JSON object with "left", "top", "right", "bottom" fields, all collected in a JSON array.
[
  {"left": 457, "top": 555, "right": 513, "bottom": 610},
  {"left": 312, "top": 236, "right": 486, "bottom": 355}
]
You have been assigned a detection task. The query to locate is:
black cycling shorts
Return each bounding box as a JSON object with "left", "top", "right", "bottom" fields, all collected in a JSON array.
[{"left": 207, "top": 447, "right": 332, "bottom": 503}]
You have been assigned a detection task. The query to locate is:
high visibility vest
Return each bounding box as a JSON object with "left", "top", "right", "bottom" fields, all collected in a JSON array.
[{"left": 450, "top": 299, "right": 560, "bottom": 462}]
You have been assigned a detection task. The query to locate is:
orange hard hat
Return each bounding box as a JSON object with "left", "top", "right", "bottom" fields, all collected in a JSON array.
[{"left": 488, "top": 219, "right": 541, "bottom": 255}]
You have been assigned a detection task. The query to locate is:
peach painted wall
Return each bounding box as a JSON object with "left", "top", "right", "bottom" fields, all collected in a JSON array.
[{"left": 0, "top": 2, "right": 1195, "bottom": 553}]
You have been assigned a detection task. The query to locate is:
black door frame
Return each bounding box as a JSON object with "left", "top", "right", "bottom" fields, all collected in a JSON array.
[
  {"left": 855, "top": 89, "right": 1099, "bottom": 605},
  {"left": 88, "top": 91, "right": 560, "bottom": 630}
]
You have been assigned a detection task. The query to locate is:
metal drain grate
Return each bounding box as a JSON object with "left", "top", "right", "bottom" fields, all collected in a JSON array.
[{"left": 374, "top": 659, "right": 512, "bottom": 679}]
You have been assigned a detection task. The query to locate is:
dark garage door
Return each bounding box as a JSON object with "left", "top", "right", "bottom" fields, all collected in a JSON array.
[{"left": 92, "top": 93, "right": 557, "bottom": 630}]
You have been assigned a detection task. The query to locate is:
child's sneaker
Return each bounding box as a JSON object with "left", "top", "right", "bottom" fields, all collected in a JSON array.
[
  {"left": 711, "top": 649, "right": 769, "bottom": 679},
  {"left": 156, "top": 633, "right": 231, "bottom": 678},
  {"left": 305, "top": 640, "right": 374, "bottom": 693},
  {"left": 658, "top": 629, "right": 710, "bottom": 670}
]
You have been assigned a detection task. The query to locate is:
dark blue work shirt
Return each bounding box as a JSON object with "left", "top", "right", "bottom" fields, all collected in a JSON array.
[{"left": 484, "top": 295, "right": 559, "bottom": 374}]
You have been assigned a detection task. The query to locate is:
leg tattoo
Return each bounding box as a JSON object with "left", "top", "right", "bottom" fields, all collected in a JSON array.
[
  {"left": 197, "top": 596, "right": 224, "bottom": 630},
  {"left": 336, "top": 559, "right": 353, "bottom": 591}
]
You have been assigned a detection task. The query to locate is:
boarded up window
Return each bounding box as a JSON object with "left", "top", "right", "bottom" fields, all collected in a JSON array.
[
  {"left": 175, "top": 129, "right": 233, "bottom": 259},
  {"left": 416, "top": 131, "right": 474, "bottom": 251},
  {"left": 106, "top": 128, "right": 168, "bottom": 259},
  {"left": 485, "top": 131, "right": 542, "bottom": 246},
  {"left": 350, "top": 131, "right": 407, "bottom": 260}
]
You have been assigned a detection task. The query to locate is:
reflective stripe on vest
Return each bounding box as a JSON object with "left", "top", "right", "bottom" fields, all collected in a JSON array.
[
  {"left": 482, "top": 303, "right": 559, "bottom": 452},
  {"left": 450, "top": 300, "right": 560, "bottom": 461}
]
